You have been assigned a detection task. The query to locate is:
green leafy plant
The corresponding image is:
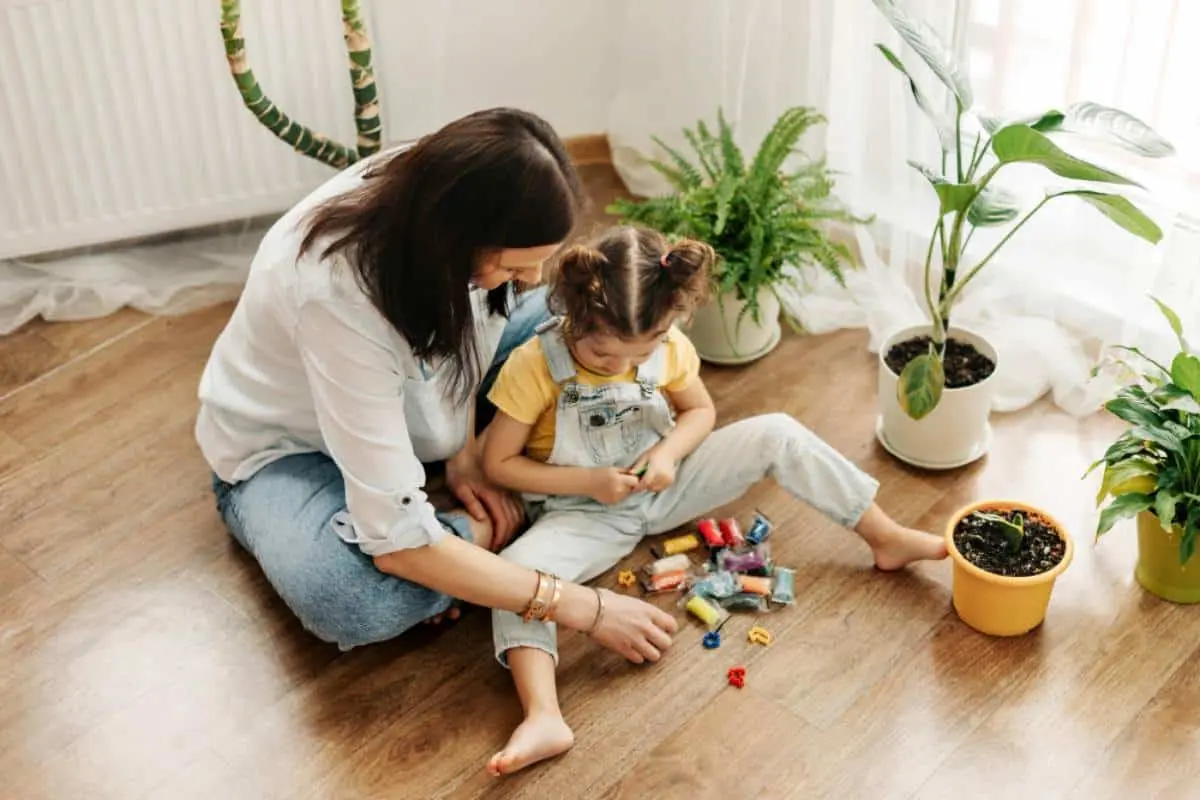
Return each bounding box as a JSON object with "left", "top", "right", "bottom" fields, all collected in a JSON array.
[
  {"left": 219, "top": 0, "right": 381, "bottom": 168},
  {"left": 607, "top": 106, "right": 867, "bottom": 330},
  {"left": 974, "top": 510, "right": 1026, "bottom": 554},
  {"left": 1088, "top": 298, "right": 1200, "bottom": 565},
  {"left": 873, "top": 0, "right": 1173, "bottom": 420}
]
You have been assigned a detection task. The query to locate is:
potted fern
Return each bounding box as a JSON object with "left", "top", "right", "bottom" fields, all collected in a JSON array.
[
  {"left": 1090, "top": 297, "right": 1200, "bottom": 603},
  {"left": 871, "top": 0, "right": 1173, "bottom": 469},
  {"left": 609, "top": 107, "right": 865, "bottom": 364}
]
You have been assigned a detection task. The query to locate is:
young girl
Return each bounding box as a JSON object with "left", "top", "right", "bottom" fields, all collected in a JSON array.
[{"left": 480, "top": 226, "right": 947, "bottom": 776}]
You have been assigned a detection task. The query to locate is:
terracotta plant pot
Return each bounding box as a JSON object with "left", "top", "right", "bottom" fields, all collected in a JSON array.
[
  {"left": 945, "top": 500, "right": 1074, "bottom": 636},
  {"left": 683, "top": 287, "right": 781, "bottom": 365},
  {"left": 1135, "top": 511, "right": 1200, "bottom": 604},
  {"left": 876, "top": 324, "right": 997, "bottom": 470}
]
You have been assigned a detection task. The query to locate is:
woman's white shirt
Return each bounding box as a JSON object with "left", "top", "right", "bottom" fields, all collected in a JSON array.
[{"left": 195, "top": 151, "right": 508, "bottom": 557}]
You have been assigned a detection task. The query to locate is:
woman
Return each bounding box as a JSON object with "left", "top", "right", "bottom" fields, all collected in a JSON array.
[{"left": 196, "top": 108, "right": 678, "bottom": 662}]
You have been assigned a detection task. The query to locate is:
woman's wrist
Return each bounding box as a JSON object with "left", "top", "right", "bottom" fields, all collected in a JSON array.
[{"left": 555, "top": 582, "right": 601, "bottom": 631}]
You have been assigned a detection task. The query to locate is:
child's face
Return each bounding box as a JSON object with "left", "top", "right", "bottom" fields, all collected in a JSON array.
[
  {"left": 572, "top": 328, "right": 670, "bottom": 376},
  {"left": 472, "top": 243, "right": 561, "bottom": 290}
]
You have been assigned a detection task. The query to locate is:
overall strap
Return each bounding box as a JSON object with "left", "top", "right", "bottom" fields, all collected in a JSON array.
[{"left": 535, "top": 317, "right": 578, "bottom": 384}]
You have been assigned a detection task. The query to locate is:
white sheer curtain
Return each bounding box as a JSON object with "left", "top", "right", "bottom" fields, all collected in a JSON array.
[{"left": 606, "top": 0, "right": 1200, "bottom": 416}]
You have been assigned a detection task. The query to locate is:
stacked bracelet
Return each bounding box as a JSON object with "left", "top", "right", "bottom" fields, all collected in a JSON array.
[
  {"left": 522, "top": 570, "right": 562, "bottom": 623},
  {"left": 586, "top": 587, "right": 606, "bottom": 635}
]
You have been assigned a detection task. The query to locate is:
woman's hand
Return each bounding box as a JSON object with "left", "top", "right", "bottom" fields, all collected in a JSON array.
[
  {"left": 587, "top": 589, "right": 678, "bottom": 664},
  {"left": 630, "top": 445, "right": 677, "bottom": 493},
  {"left": 446, "top": 441, "right": 525, "bottom": 551}
]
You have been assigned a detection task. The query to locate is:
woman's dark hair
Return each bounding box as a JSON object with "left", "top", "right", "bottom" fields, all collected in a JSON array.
[
  {"left": 299, "top": 107, "right": 585, "bottom": 402},
  {"left": 550, "top": 225, "right": 713, "bottom": 340}
]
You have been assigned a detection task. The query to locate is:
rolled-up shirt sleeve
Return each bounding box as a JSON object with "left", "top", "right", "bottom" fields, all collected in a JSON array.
[{"left": 295, "top": 298, "right": 449, "bottom": 557}]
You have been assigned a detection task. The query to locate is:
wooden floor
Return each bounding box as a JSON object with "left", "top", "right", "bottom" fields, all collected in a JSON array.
[{"left": 2, "top": 166, "right": 1198, "bottom": 800}]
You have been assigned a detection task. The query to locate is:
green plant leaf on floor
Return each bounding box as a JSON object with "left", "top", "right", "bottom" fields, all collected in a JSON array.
[{"left": 896, "top": 346, "right": 945, "bottom": 420}]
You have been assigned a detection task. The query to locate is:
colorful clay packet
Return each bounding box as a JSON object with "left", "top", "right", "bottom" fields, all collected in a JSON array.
[
  {"left": 683, "top": 591, "right": 730, "bottom": 630},
  {"left": 770, "top": 567, "right": 796, "bottom": 604},
  {"left": 737, "top": 575, "right": 772, "bottom": 596},
  {"left": 688, "top": 570, "right": 739, "bottom": 599},
  {"left": 718, "top": 592, "right": 769, "bottom": 612},
  {"left": 645, "top": 553, "right": 691, "bottom": 576},
  {"left": 651, "top": 533, "right": 701, "bottom": 558},
  {"left": 718, "top": 518, "right": 745, "bottom": 548},
  {"left": 696, "top": 518, "right": 725, "bottom": 548},
  {"left": 639, "top": 569, "right": 688, "bottom": 594},
  {"left": 717, "top": 544, "right": 771, "bottom": 574},
  {"left": 745, "top": 511, "right": 773, "bottom": 545}
]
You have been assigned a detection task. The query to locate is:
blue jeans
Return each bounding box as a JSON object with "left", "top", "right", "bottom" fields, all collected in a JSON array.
[{"left": 212, "top": 288, "right": 551, "bottom": 650}]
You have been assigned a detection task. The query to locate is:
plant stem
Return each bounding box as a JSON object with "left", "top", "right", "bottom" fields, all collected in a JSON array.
[
  {"left": 967, "top": 132, "right": 993, "bottom": 180},
  {"left": 923, "top": 216, "right": 945, "bottom": 342},
  {"left": 955, "top": 103, "right": 964, "bottom": 183},
  {"left": 942, "top": 195, "right": 1051, "bottom": 312}
]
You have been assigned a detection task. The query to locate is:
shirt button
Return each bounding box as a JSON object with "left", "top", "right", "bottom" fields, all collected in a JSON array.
[{"left": 399, "top": 495, "right": 412, "bottom": 506}]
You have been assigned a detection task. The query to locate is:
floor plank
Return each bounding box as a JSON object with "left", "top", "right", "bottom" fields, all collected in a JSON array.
[{"left": 0, "top": 308, "right": 147, "bottom": 398}]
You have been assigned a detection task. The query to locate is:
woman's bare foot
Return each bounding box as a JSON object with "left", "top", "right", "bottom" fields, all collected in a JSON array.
[
  {"left": 486, "top": 713, "right": 575, "bottom": 777},
  {"left": 870, "top": 525, "right": 948, "bottom": 571},
  {"left": 854, "top": 504, "right": 947, "bottom": 570}
]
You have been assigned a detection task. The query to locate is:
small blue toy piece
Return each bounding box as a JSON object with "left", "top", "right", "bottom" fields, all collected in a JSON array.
[{"left": 702, "top": 630, "right": 722, "bottom": 649}]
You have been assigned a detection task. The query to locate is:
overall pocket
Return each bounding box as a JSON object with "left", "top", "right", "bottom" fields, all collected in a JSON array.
[{"left": 578, "top": 395, "right": 645, "bottom": 466}]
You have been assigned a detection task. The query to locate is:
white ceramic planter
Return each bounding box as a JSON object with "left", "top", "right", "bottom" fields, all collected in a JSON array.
[
  {"left": 684, "top": 287, "right": 782, "bottom": 365},
  {"left": 876, "top": 324, "right": 997, "bottom": 470}
]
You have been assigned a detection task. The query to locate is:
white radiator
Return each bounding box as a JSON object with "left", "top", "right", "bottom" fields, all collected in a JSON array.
[{"left": 0, "top": 0, "right": 360, "bottom": 259}]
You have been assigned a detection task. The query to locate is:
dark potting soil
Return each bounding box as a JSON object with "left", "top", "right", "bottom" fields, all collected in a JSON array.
[
  {"left": 885, "top": 335, "right": 996, "bottom": 388},
  {"left": 953, "top": 508, "right": 1066, "bottom": 578}
]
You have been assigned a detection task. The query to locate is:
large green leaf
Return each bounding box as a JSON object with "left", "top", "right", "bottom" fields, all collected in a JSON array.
[
  {"left": 896, "top": 347, "right": 945, "bottom": 419},
  {"left": 872, "top": 0, "right": 973, "bottom": 110},
  {"left": 1096, "top": 492, "right": 1155, "bottom": 536},
  {"left": 1171, "top": 353, "right": 1200, "bottom": 400},
  {"left": 1162, "top": 393, "right": 1200, "bottom": 416},
  {"left": 908, "top": 161, "right": 976, "bottom": 214},
  {"left": 991, "top": 125, "right": 1141, "bottom": 186},
  {"left": 1183, "top": 508, "right": 1200, "bottom": 565},
  {"left": 1149, "top": 295, "right": 1187, "bottom": 352},
  {"left": 967, "top": 185, "right": 1021, "bottom": 227},
  {"left": 1095, "top": 457, "right": 1159, "bottom": 505},
  {"left": 1155, "top": 491, "right": 1181, "bottom": 531},
  {"left": 876, "top": 44, "right": 956, "bottom": 150},
  {"left": 1132, "top": 424, "right": 1185, "bottom": 455},
  {"left": 1037, "top": 101, "right": 1175, "bottom": 158},
  {"left": 1048, "top": 190, "right": 1162, "bottom": 244},
  {"left": 1104, "top": 394, "right": 1164, "bottom": 428}
]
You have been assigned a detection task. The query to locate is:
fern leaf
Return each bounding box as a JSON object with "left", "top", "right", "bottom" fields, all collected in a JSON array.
[
  {"left": 716, "top": 108, "right": 746, "bottom": 177},
  {"left": 649, "top": 135, "right": 704, "bottom": 190}
]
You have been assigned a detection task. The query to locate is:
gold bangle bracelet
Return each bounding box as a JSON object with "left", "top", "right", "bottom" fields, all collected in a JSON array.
[
  {"left": 544, "top": 576, "right": 563, "bottom": 622},
  {"left": 586, "top": 587, "right": 606, "bottom": 635},
  {"left": 522, "top": 571, "right": 552, "bottom": 622}
]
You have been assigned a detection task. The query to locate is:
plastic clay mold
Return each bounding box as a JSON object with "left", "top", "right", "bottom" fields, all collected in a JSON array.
[
  {"left": 702, "top": 630, "right": 721, "bottom": 649},
  {"left": 727, "top": 665, "right": 746, "bottom": 688},
  {"left": 617, "top": 570, "right": 636, "bottom": 588}
]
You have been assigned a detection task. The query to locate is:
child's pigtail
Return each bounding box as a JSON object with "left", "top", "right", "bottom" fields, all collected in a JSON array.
[
  {"left": 551, "top": 244, "right": 611, "bottom": 333},
  {"left": 658, "top": 238, "right": 714, "bottom": 306}
]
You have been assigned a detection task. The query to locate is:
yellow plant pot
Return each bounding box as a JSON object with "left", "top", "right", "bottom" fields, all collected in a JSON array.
[
  {"left": 1135, "top": 511, "right": 1200, "bottom": 604},
  {"left": 945, "top": 500, "right": 1074, "bottom": 636}
]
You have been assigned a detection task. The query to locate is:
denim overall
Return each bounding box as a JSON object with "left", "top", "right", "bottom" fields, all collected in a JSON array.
[{"left": 523, "top": 317, "right": 676, "bottom": 515}]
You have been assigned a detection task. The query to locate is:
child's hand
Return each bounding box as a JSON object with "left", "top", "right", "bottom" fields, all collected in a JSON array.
[
  {"left": 631, "top": 446, "right": 677, "bottom": 493},
  {"left": 588, "top": 468, "right": 640, "bottom": 505}
]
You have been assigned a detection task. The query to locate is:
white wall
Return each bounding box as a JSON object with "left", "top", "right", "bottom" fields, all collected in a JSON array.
[{"left": 0, "top": 0, "right": 617, "bottom": 260}]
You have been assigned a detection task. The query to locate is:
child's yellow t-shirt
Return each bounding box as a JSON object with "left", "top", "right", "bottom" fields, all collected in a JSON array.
[{"left": 487, "top": 327, "right": 701, "bottom": 462}]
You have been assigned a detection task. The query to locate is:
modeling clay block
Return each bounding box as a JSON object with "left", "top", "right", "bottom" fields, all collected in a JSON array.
[
  {"left": 685, "top": 592, "right": 730, "bottom": 630},
  {"left": 771, "top": 567, "right": 796, "bottom": 604},
  {"left": 718, "top": 518, "right": 745, "bottom": 547},
  {"left": 738, "top": 575, "right": 772, "bottom": 596},
  {"left": 646, "top": 553, "right": 691, "bottom": 576},
  {"left": 690, "top": 570, "right": 739, "bottom": 599},
  {"left": 746, "top": 512, "right": 773, "bottom": 545},
  {"left": 697, "top": 518, "right": 725, "bottom": 548},
  {"left": 718, "top": 592, "right": 769, "bottom": 612},
  {"left": 654, "top": 533, "right": 701, "bottom": 558},
  {"left": 642, "top": 570, "right": 688, "bottom": 593},
  {"left": 717, "top": 544, "right": 770, "bottom": 573}
]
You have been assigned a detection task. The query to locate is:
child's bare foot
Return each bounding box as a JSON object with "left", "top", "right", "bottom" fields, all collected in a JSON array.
[
  {"left": 486, "top": 713, "right": 575, "bottom": 777},
  {"left": 871, "top": 525, "right": 947, "bottom": 570},
  {"left": 854, "top": 504, "right": 947, "bottom": 570},
  {"left": 423, "top": 603, "right": 462, "bottom": 626}
]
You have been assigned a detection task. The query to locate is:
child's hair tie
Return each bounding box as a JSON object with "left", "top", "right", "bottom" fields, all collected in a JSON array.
[{"left": 660, "top": 251, "right": 672, "bottom": 268}]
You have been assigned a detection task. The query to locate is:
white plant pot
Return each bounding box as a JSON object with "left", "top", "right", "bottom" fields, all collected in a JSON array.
[
  {"left": 875, "top": 324, "right": 997, "bottom": 470},
  {"left": 683, "top": 287, "right": 782, "bottom": 365}
]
